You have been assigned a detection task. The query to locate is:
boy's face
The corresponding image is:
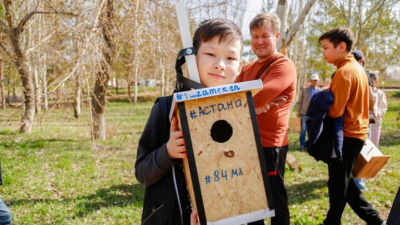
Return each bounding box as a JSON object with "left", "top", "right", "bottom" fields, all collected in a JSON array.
[
  {"left": 196, "top": 37, "right": 242, "bottom": 87},
  {"left": 251, "top": 24, "right": 280, "bottom": 62},
  {"left": 320, "top": 38, "right": 345, "bottom": 64}
]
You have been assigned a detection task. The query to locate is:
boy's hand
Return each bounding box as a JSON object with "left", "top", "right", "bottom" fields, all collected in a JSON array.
[
  {"left": 255, "top": 104, "right": 270, "bottom": 115},
  {"left": 166, "top": 116, "right": 186, "bottom": 159},
  {"left": 191, "top": 209, "right": 199, "bottom": 225}
]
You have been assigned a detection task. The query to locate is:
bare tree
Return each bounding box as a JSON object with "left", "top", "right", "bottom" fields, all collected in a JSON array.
[
  {"left": 4, "top": 0, "right": 37, "bottom": 133},
  {"left": 3, "top": 0, "right": 75, "bottom": 133},
  {"left": 277, "top": 0, "right": 318, "bottom": 53},
  {"left": 91, "top": 0, "right": 115, "bottom": 140}
]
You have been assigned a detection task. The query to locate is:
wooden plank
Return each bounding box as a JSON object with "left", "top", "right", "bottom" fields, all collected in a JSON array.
[
  {"left": 353, "top": 139, "right": 391, "bottom": 178},
  {"left": 289, "top": 117, "right": 301, "bottom": 132},
  {"left": 179, "top": 109, "right": 197, "bottom": 214},
  {"left": 354, "top": 156, "right": 391, "bottom": 178},
  {"left": 286, "top": 153, "right": 300, "bottom": 171},
  {"left": 352, "top": 155, "right": 368, "bottom": 178},
  {"left": 174, "top": 2, "right": 200, "bottom": 83}
]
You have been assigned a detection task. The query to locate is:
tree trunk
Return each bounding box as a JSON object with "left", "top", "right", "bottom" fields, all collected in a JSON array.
[
  {"left": 18, "top": 58, "right": 35, "bottom": 133},
  {"left": 160, "top": 59, "right": 165, "bottom": 97},
  {"left": 0, "top": 55, "right": 5, "bottom": 109},
  {"left": 277, "top": 0, "right": 317, "bottom": 52},
  {"left": 74, "top": 73, "right": 81, "bottom": 118},
  {"left": 43, "top": 57, "right": 48, "bottom": 111},
  {"left": 91, "top": 0, "right": 115, "bottom": 140},
  {"left": 134, "top": 56, "right": 138, "bottom": 106},
  {"left": 166, "top": 66, "right": 170, "bottom": 95},
  {"left": 115, "top": 76, "right": 119, "bottom": 95},
  {"left": 127, "top": 78, "right": 132, "bottom": 103},
  {"left": 5, "top": 0, "right": 36, "bottom": 133},
  {"left": 133, "top": 0, "right": 140, "bottom": 106},
  {"left": 92, "top": 65, "right": 108, "bottom": 139},
  {"left": 12, "top": 78, "right": 16, "bottom": 96},
  {"left": 34, "top": 66, "right": 42, "bottom": 113},
  {"left": 277, "top": 0, "right": 291, "bottom": 53},
  {"left": 0, "top": 32, "right": 5, "bottom": 109}
]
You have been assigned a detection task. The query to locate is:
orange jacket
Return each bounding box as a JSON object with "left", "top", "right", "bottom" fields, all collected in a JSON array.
[
  {"left": 328, "top": 55, "right": 369, "bottom": 141},
  {"left": 235, "top": 53, "right": 297, "bottom": 147}
]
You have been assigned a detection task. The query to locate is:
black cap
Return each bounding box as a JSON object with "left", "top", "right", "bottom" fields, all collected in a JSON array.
[{"left": 351, "top": 50, "right": 365, "bottom": 65}]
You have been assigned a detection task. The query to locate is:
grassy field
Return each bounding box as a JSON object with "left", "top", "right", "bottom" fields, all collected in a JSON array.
[{"left": 0, "top": 92, "right": 399, "bottom": 224}]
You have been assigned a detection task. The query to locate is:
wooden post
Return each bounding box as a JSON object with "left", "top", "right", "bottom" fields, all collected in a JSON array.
[{"left": 174, "top": 2, "right": 200, "bottom": 83}]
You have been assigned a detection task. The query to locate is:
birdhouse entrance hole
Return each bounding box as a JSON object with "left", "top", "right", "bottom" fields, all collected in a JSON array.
[{"left": 210, "top": 120, "right": 233, "bottom": 143}]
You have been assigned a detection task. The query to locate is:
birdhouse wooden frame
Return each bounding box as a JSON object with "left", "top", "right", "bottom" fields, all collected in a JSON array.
[
  {"left": 352, "top": 139, "right": 390, "bottom": 178},
  {"left": 169, "top": 80, "right": 275, "bottom": 225}
]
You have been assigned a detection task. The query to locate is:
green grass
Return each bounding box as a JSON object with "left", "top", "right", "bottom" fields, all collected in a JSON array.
[
  {"left": 0, "top": 102, "right": 151, "bottom": 224},
  {"left": 0, "top": 93, "right": 399, "bottom": 224}
]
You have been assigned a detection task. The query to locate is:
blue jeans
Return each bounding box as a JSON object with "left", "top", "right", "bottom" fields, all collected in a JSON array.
[
  {"left": 0, "top": 197, "right": 11, "bottom": 225},
  {"left": 300, "top": 114, "right": 307, "bottom": 148},
  {"left": 354, "top": 178, "right": 366, "bottom": 190},
  {"left": 352, "top": 124, "right": 371, "bottom": 191}
]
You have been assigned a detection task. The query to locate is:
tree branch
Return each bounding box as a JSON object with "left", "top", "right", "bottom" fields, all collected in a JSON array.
[
  {"left": 379, "top": 46, "right": 398, "bottom": 74},
  {"left": 0, "top": 42, "right": 12, "bottom": 58},
  {"left": 358, "top": 6, "right": 384, "bottom": 47},
  {"left": 361, "top": 0, "right": 386, "bottom": 27},
  {"left": 327, "top": 0, "right": 348, "bottom": 25},
  {"left": 17, "top": 11, "right": 77, "bottom": 35},
  {"left": 0, "top": 18, "right": 8, "bottom": 28},
  {"left": 284, "top": 0, "right": 318, "bottom": 47}
]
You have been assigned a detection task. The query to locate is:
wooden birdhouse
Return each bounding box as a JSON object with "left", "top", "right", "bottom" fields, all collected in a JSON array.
[
  {"left": 169, "top": 80, "right": 275, "bottom": 225},
  {"left": 352, "top": 139, "right": 390, "bottom": 178}
]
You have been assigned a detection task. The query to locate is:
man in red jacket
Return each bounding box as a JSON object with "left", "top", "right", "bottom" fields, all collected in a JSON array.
[{"left": 235, "top": 12, "right": 297, "bottom": 225}]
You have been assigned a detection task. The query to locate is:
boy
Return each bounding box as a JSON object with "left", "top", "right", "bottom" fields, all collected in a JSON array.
[
  {"left": 135, "top": 18, "right": 243, "bottom": 225},
  {"left": 319, "top": 28, "right": 385, "bottom": 225}
]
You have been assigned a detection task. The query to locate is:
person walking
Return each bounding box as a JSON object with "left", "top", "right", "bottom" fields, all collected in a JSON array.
[
  {"left": 318, "top": 27, "right": 386, "bottom": 225},
  {"left": 297, "top": 73, "right": 321, "bottom": 150}
]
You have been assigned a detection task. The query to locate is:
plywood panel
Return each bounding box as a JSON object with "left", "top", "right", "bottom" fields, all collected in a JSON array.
[
  {"left": 354, "top": 156, "right": 391, "bottom": 178},
  {"left": 289, "top": 117, "right": 301, "bottom": 132},
  {"left": 353, "top": 139, "right": 391, "bottom": 178},
  {"left": 182, "top": 92, "right": 268, "bottom": 222}
]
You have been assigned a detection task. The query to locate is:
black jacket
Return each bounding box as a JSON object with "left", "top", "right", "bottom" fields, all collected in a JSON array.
[
  {"left": 135, "top": 96, "right": 191, "bottom": 225},
  {"left": 306, "top": 90, "right": 344, "bottom": 164}
]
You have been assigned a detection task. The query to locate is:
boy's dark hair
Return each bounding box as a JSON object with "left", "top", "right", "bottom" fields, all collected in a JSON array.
[
  {"left": 318, "top": 28, "right": 355, "bottom": 52},
  {"left": 193, "top": 18, "right": 243, "bottom": 55}
]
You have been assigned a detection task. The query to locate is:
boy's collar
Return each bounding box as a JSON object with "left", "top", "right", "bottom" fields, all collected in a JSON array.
[{"left": 334, "top": 54, "right": 355, "bottom": 67}]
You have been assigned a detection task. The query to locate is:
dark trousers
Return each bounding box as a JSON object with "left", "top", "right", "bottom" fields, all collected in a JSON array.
[
  {"left": 387, "top": 186, "right": 400, "bottom": 225},
  {"left": 324, "top": 137, "right": 383, "bottom": 225},
  {"left": 249, "top": 145, "right": 290, "bottom": 225}
]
